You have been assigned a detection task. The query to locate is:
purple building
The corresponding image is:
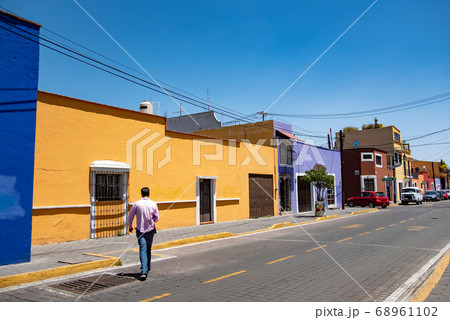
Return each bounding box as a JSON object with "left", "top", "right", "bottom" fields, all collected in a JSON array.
[{"left": 275, "top": 123, "right": 342, "bottom": 214}]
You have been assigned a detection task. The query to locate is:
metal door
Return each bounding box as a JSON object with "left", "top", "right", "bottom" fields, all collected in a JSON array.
[
  {"left": 297, "top": 177, "right": 312, "bottom": 212},
  {"left": 249, "top": 174, "right": 274, "bottom": 218},
  {"left": 200, "top": 179, "right": 212, "bottom": 224}
]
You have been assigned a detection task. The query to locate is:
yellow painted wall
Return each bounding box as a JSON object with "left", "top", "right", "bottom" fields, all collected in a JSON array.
[
  {"left": 32, "top": 92, "right": 276, "bottom": 244},
  {"left": 194, "top": 121, "right": 279, "bottom": 214}
]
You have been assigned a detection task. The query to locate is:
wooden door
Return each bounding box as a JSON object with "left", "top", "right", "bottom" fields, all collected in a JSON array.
[
  {"left": 297, "top": 177, "right": 312, "bottom": 212},
  {"left": 249, "top": 174, "right": 274, "bottom": 218},
  {"left": 200, "top": 179, "right": 212, "bottom": 224}
]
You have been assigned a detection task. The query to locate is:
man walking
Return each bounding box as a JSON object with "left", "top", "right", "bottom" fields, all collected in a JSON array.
[{"left": 127, "top": 187, "right": 159, "bottom": 281}]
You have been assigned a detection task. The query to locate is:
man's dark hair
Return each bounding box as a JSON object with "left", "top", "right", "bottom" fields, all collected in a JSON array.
[{"left": 141, "top": 187, "right": 150, "bottom": 197}]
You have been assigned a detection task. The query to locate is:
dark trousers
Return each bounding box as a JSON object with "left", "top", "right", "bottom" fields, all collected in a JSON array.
[{"left": 136, "top": 228, "right": 156, "bottom": 274}]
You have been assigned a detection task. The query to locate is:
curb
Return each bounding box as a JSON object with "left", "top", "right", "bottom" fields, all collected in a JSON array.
[
  {"left": 350, "top": 208, "right": 378, "bottom": 215},
  {"left": 0, "top": 257, "right": 120, "bottom": 289},
  {"left": 0, "top": 208, "right": 382, "bottom": 289},
  {"left": 409, "top": 250, "right": 450, "bottom": 302},
  {"left": 153, "top": 232, "right": 235, "bottom": 250}
]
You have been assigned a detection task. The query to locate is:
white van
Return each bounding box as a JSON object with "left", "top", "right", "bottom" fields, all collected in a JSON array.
[{"left": 401, "top": 187, "right": 423, "bottom": 205}]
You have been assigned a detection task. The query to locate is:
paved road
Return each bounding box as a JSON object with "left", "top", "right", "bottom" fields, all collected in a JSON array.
[{"left": 1, "top": 201, "right": 449, "bottom": 302}]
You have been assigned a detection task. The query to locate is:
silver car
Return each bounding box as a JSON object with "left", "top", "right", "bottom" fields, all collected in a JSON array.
[{"left": 423, "top": 191, "right": 439, "bottom": 201}]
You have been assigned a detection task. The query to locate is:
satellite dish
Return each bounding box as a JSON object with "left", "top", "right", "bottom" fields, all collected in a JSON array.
[
  {"left": 353, "top": 140, "right": 360, "bottom": 148},
  {"left": 415, "top": 167, "right": 420, "bottom": 173}
]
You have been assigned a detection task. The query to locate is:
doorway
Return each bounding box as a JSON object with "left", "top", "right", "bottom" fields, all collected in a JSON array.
[
  {"left": 199, "top": 179, "right": 212, "bottom": 224},
  {"left": 249, "top": 174, "right": 274, "bottom": 218},
  {"left": 297, "top": 176, "right": 312, "bottom": 213}
]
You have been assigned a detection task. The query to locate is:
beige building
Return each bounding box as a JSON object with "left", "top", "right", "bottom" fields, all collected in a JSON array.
[{"left": 337, "top": 125, "right": 412, "bottom": 203}]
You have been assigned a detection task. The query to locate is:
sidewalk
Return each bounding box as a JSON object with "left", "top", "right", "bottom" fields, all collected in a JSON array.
[{"left": 0, "top": 206, "right": 375, "bottom": 288}]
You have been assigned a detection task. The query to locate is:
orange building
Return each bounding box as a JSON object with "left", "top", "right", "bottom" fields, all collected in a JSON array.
[{"left": 32, "top": 92, "right": 277, "bottom": 244}]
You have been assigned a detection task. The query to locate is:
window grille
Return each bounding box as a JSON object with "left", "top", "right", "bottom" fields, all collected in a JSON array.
[
  {"left": 95, "top": 174, "right": 121, "bottom": 201},
  {"left": 364, "top": 178, "right": 375, "bottom": 191}
]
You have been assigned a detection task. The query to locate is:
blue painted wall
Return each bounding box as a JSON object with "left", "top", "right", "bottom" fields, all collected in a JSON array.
[{"left": 0, "top": 11, "right": 40, "bottom": 265}]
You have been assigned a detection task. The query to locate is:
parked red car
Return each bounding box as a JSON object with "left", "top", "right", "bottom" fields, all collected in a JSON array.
[{"left": 347, "top": 191, "right": 390, "bottom": 208}]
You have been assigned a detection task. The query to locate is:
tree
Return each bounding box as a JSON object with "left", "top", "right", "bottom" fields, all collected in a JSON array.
[
  {"left": 440, "top": 160, "right": 448, "bottom": 172},
  {"left": 300, "top": 166, "right": 335, "bottom": 201}
]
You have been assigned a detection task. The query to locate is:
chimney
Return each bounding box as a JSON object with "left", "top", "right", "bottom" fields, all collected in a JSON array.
[{"left": 139, "top": 101, "right": 153, "bottom": 114}]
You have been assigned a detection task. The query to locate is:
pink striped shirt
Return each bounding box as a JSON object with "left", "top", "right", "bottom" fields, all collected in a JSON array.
[{"left": 127, "top": 197, "right": 159, "bottom": 233}]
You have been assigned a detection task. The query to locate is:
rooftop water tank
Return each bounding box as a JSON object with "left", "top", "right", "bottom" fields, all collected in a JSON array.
[{"left": 139, "top": 101, "right": 153, "bottom": 114}]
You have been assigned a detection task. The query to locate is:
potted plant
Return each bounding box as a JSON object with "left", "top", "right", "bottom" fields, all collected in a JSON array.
[{"left": 300, "top": 165, "right": 334, "bottom": 216}]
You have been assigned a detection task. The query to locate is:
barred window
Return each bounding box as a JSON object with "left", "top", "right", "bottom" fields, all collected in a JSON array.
[{"left": 95, "top": 174, "right": 121, "bottom": 201}]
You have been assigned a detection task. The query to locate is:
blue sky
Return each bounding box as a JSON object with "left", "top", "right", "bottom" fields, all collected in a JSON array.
[{"left": 2, "top": 0, "right": 449, "bottom": 164}]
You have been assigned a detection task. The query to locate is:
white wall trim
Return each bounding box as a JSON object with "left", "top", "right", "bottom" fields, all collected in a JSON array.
[
  {"left": 360, "top": 175, "right": 377, "bottom": 192},
  {"left": 327, "top": 173, "right": 338, "bottom": 209},
  {"left": 375, "top": 153, "right": 383, "bottom": 168},
  {"left": 33, "top": 205, "right": 91, "bottom": 210},
  {"left": 196, "top": 178, "right": 217, "bottom": 225},
  {"left": 361, "top": 152, "right": 374, "bottom": 162}
]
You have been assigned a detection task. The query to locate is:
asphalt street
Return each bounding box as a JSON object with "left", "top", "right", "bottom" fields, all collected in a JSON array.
[{"left": 0, "top": 201, "right": 449, "bottom": 302}]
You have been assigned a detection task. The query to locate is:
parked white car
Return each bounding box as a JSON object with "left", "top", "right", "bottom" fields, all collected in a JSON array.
[{"left": 401, "top": 187, "right": 423, "bottom": 205}]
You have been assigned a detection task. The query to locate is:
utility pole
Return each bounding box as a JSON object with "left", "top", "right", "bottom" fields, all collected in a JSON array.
[
  {"left": 207, "top": 89, "right": 210, "bottom": 111},
  {"left": 330, "top": 128, "right": 334, "bottom": 149},
  {"left": 339, "top": 130, "right": 345, "bottom": 209},
  {"left": 257, "top": 111, "right": 268, "bottom": 121},
  {"left": 327, "top": 134, "right": 331, "bottom": 149}
]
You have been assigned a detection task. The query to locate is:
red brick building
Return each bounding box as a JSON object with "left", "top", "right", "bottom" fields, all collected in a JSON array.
[{"left": 342, "top": 148, "right": 391, "bottom": 201}]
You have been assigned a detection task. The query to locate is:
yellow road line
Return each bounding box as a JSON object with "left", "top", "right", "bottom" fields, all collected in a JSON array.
[
  {"left": 376, "top": 227, "right": 385, "bottom": 231},
  {"left": 409, "top": 251, "right": 450, "bottom": 302},
  {"left": 408, "top": 218, "right": 414, "bottom": 220},
  {"left": 399, "top": 220, "right": 406, "bottom": 223},
  {"left": 267, "top": 255, "right": 295, "bottom": 265},
  {"left": 358, "top": 232, "right": 371, "bottom": 236},
  {"left": 203, "top": 270, "right": 247, "bottom": 284},
  {"left": 307, "top": 245, "right": 328, "bottom": 252},
  {"left": 389, "top": 223, "right": 397, "bottom": 227},
  {"left": 337, "top": 237, "right": 352, "bottom": 243},
  {"left": 140, "top": 293, "right": 171, "bottom": 302},
  {"left": 342, "top": 224, "right": 364, "bottom": 229}
]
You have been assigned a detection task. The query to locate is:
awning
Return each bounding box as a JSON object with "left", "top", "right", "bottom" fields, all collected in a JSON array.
[
  {"left": 276, "top": 130, "right": 303, "bottom": 142},
  {"left": 90, "top": 160, "right": 130, "bottom": 172}
]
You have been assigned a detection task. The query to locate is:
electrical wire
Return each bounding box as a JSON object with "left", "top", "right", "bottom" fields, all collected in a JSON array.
[
  {"left": 0, "top": 16, "right": 327, "bottom": 139},
  {"left": 267, "top": 92, "right": 450, "bottom": 119}
]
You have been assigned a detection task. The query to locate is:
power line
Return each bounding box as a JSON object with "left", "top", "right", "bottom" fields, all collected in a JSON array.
[
  {"left": 267, "top": 92, "right": 450, "bottom": 119},
  {"left": 0, "top": 16, "right": 327, "bottom": 139},
  {"left": 404, "top": 127, "right": 450, "bottom": 142},
  {"left": 256, "top": 0, "right": 380, "bottom": 122}
]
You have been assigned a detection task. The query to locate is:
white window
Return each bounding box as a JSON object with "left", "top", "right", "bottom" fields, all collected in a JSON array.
[
  {"left": 361, "top": 175, "right": 377, "bottom": 192},
  {"left": 361, "top": 152, "right": 373, "bottom": 161},
  {"left": 375, "top": 154, "right": 383, "bottom": 167},
  {"left": 279, "top": 141, "right": 293, "bottom": 166},
  {"left": 89, "top": 161, "right": 130, "bottom": 239}
]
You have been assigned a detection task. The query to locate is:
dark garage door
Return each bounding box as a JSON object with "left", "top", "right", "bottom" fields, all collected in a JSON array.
[{"left": 249, "top": 174, "right": 274, "bottom": 218}]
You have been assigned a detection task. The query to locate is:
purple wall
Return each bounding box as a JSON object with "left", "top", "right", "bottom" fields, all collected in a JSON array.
[{"left": 278, "top": 133, "right": 342, "bottom": 213}]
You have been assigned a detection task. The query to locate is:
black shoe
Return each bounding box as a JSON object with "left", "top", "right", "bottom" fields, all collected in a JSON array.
[{"left": 139, "top": 273, "right": 147, "bottom": 281}]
